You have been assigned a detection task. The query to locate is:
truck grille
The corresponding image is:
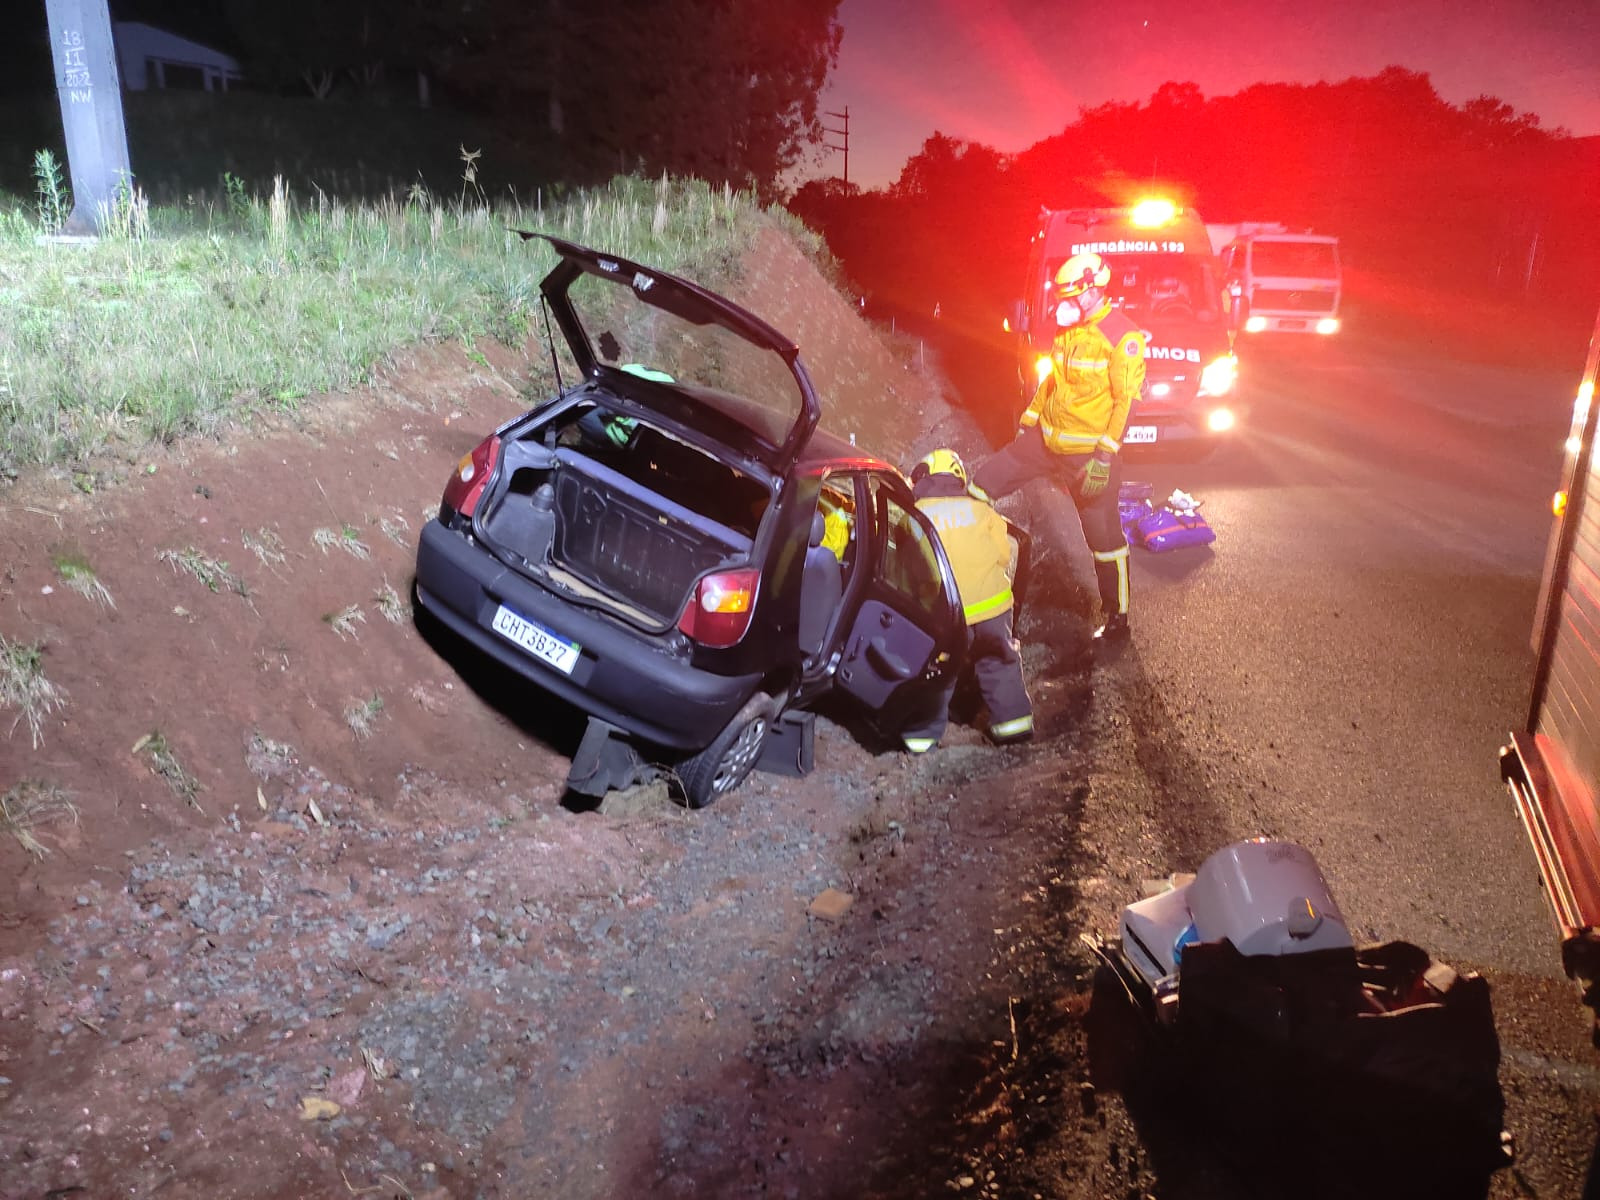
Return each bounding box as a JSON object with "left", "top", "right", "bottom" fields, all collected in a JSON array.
[{"left": 1251, "top": 288, "right": 1336, "bottom": 313}]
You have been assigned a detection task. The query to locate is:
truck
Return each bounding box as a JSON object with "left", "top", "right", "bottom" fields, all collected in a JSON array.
[
  {"left": 1206, "top": 222, "right": 1343, "bottom": 337},
  {"left": 1011, "top": 198, "right": 1241, "bottom": 453},
  {"left": 1499, "top": 308, "right": 1600, "bottom": 1036}
]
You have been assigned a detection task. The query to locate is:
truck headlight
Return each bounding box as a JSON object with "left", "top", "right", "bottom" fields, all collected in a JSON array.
[
  {"left": 1316, "top": 318, "right": 1340, "bottom": 335},
  {"left": 1199, "top": 354, "right": 1237, "bottom": 397}
]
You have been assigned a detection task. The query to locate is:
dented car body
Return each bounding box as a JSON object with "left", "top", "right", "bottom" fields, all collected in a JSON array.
[{"left": 415, "top": 235, "right": 1015, "bottom": 807}]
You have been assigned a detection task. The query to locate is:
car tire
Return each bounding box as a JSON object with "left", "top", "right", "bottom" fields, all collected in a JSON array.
[{"left": 673, "top": 693, "right": 775, "bottom": 809}]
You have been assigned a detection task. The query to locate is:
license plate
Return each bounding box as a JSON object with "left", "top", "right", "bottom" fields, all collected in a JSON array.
[
  {"left": 1124, "top": 425, "right": 1158, "bottom": 444},
  {"left": 491, "top": 604, "right": 581, "bottom": 674},
  {"left": 1279, "top": 319, "right": 1307, "bottom": 330}
]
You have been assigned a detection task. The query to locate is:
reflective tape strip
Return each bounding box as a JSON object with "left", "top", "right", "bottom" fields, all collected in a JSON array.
[
  {"left": 1091, "top": 545, "right": 1131, "bottom": 562},
  {"left": 1098, "top": 435, "right": 1121, "bottom": 453},
  {"left": 964, "top": 588, "right": 1013, "bottom": 623},
  {"left": 990, "top": 715, "right": 1034, "bottom": 739},
  {"left": 903, "top": 737, "right": 937, "bottom": 754},
  {"left": 1118, "top": 553, "right": 1129, "bottom": 611},
  {"left": 1041, "top": 427, "right": 1102, "bottom": 452}
]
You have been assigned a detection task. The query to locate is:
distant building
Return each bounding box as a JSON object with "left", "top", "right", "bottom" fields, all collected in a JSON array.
[{"left": 112, "top": 21, "right": 242, "bottom": 93}]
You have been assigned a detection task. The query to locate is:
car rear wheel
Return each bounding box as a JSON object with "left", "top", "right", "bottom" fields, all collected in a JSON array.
[{"left": 674, "top": 693, "right": 774, "bottom": 809}]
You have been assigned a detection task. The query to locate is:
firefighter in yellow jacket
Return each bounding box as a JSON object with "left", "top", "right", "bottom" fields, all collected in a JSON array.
[
  {"left": 901, "top": 448, "right": 1033, "bottom": 752},
  {"left": 974, "top": 251, "right": 1145, "bottom": 642}
]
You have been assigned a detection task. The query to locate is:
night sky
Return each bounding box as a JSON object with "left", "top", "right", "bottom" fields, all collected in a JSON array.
[
  {"left": 816, "top": 0, "right": 1600, "bottom": 187},
  {"left": 6, "top": 0, "right": 1596, "bottom": 192}
]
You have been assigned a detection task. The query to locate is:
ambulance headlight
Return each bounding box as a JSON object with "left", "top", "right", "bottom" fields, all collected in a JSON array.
[
  {"left": 1206, "top": 407, "right": 1237, "bottom": 433},
  {"left": 1199, "top": 354, "right": 1238, "bottom": 397}
]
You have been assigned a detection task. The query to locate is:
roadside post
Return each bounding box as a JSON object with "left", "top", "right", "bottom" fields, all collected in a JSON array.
[{"left": 44, "top": 0, "right": 133, "bottom": 235}]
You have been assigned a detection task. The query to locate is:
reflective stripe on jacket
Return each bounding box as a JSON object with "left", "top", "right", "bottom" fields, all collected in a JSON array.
[
  {"left": 915, "top": 492, "right": 1014, "bottom": 625},
  {"left": 1020, "top": 303, "right": 1146, "bottom": 455}
]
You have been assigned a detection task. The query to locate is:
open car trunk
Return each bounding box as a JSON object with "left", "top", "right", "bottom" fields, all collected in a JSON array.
[{"left": 477, "top": 405, "right": 772, "bottom": 627}]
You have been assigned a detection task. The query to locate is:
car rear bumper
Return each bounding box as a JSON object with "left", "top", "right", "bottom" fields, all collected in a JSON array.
[{"left": 415, "top": 520, "right": 760, "bottom": 752}]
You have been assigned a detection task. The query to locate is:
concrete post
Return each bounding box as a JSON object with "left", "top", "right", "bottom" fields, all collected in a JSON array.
[{"left": 44, "top": 0, "right": 133, "bottom": 235}]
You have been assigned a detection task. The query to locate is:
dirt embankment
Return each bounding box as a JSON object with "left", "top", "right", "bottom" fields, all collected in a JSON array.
[{"left": 1, "top": 218, "right": 1100, "bottom": 1200}]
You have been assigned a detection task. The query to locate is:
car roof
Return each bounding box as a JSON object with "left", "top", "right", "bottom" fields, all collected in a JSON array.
[{"left": 795, "top": 423, "right": 900, "bottom": 475}]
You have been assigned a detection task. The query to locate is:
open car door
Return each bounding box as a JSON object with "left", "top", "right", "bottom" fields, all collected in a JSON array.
[{"left": 832, "top": 472, "right": 969, "bottom": 731}]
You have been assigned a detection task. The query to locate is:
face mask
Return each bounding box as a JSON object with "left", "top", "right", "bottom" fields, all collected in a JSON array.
[{"left": 1055, "top": 298, "right": 1082, "bottom": 327}]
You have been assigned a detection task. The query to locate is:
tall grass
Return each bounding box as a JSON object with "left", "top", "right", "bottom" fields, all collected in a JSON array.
[{"left": 0, "top": 173, "right": 774, "bottom": 474}]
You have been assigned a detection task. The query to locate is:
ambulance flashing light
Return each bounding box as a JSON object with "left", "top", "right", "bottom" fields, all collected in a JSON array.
[{"left": 1130, "top": 198, "right": 1179, "bottom": 228}]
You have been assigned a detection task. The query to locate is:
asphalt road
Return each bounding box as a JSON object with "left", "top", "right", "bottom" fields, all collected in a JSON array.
[{"left": 1022, "top": 331, "right": 1600, "bottom": 1196}]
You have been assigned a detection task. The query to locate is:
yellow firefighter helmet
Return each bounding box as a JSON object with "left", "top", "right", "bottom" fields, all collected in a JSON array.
[
  {"left": 912, "top": 447, "right": 967, "bottom": 486},
  {"left": 1054, "top": 252, "right": 1111, "bottom": 298}
]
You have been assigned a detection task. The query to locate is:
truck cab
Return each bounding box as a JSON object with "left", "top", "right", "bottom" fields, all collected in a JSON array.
[
  {"left": 1013, "top": 199, "right": 1240, "bottom": 453},
  {"left": 1209, "top": 223, "right": 1343, "bottom": 337},
  {"left": 1500, "top": 308, "right": 1600, "bottom": 1035}
]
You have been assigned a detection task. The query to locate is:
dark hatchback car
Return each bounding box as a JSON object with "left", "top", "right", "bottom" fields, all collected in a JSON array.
[{"left": 414, "top": 234, "right": 1025, "bottom": 807}]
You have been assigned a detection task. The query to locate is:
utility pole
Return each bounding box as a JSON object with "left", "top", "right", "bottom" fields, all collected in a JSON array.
[
  {"left": 44, "top": 0, "right": 132, "bottom": 235},
  {"left": 823, "top": 106, "right": 850, "bottom": 188}
]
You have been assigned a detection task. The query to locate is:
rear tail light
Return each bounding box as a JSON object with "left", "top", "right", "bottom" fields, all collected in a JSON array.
[
  {"left": 677, "top": 568, "right": 758, "bottom": 648},
  {"left": 441, "top": 434, "right": 501, "bottom": 520}
]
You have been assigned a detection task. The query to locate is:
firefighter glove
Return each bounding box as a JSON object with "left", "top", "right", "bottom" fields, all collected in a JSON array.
[{"left": 1078, "top": 452, "right": 1114, "bottom": 500}]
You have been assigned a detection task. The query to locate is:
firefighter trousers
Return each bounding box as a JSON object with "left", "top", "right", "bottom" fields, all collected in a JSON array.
[
  {"left": 901, "top": 610, "right": 1033, "bottom": 751},
  {"left": 973, "top": 427, "right": 1130, "bottom": 619}
]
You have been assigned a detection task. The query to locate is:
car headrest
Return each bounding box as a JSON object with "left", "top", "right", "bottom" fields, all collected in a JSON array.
[{"left": 810, "top": 510, "right": 827, "bottom": 547}]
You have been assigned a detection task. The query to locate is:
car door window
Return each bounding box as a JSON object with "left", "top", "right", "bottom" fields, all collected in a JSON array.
[{"left": 875, "top": 481, "right": 947, "bottom": 619}]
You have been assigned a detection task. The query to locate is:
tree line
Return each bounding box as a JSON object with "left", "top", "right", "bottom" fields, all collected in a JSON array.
[
  {"left": 788, "top": 68, "right": 1600, "bottom": 353},
  {"left": 3, "top": 0, "right": 842, "bottom": 195}
]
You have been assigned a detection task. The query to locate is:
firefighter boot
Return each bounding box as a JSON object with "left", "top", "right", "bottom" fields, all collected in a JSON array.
[
  {"left": 1091, "top": 547, "right": 1131, "bottom": 643},
  {"left": 1093, "top": 613, "right": 1130, "bottom": 642}
]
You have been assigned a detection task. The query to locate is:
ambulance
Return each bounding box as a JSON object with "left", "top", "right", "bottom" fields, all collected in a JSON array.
[{"left": 1010, "top": 198, "right": 1240, "bottom": 453}]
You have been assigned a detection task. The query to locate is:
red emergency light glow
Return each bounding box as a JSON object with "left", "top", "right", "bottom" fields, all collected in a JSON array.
[{"left": 1130, "top": 198, "right": 1178, "bottom": 228}]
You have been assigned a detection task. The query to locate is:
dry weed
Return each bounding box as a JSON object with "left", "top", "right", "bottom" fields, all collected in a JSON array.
[
  {"left": 1, "top": 780, "right": 78, "bottom": 859},
  {"left": 0, "top": 633, "right": 68, "bottom": 747},
  {"left": 53, "top": 551, "right": 115, "bottom": 609},
  {"left": 344, "top": 693, "right": 385, "bottom": 740},
  {"left": 373, "top": 582, "right": 408, "bottom": 624},
  {"left": 323, "top": 604, "right": 367, "bottom": 640},
  {"left": 158, "top": 547, "right": 248, "bottom": 597},
  {"left": 132, "top": 731, "right": 204, "bottom": 812}
]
